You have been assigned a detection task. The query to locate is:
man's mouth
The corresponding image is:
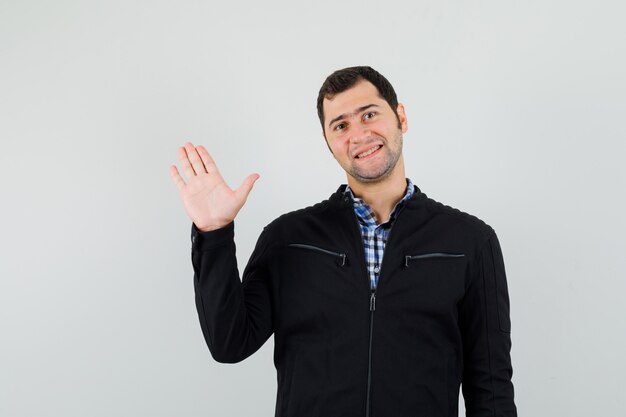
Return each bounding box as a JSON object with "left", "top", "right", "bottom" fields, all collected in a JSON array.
[{"left": 355, "top": 145, "right": 382, "bottom": 159}]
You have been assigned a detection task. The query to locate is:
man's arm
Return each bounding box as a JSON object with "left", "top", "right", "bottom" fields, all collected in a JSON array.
[
  {"left": 459, "top": 231, "right": 517, "bottom": 416},
  {"left": 171, "top": 142, "right": 270, "bottom": 362}
]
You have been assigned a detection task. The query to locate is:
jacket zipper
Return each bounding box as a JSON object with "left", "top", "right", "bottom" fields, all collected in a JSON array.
[
  {"left": 365, "top": 288, "right": 375, "bottom": 417},
  {"left": 343, "top": 190, "right": 418, "bottom": 417},
  {"left": 343, "top": 202, "right": 378, "bottom": 417},
  {"left": 404, "top": 252, "right": 465, "bottom": 267},
  {"left": 358, "top": 203, "right": 413, "bottom": 417},
  {"left": 287, "top": 243, "right": 347, "bottom": 266}
]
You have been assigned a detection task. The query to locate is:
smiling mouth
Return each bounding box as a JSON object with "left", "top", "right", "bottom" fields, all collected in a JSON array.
[{"left": 355, "top": 145, "right": 382, "bottom": 159}]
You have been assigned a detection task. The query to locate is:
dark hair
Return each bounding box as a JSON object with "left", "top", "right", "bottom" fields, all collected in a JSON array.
[{"left": 316, "top": 66, "right": 399, "bottom": 132}]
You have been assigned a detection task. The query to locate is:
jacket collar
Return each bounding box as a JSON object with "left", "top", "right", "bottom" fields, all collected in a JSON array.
[{"left": 329, "top": 181, "right": 423, "bottom": 209}]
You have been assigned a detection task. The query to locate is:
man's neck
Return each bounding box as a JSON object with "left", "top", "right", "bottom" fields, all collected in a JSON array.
[{"left": 346, "top": 163, "right": 408, "bottom": 224}]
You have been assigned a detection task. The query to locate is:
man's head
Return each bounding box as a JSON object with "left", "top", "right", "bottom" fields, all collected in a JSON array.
[
  {"left": 317, "top": 66, "right": 401, "bottom": 134},
  {"left": 317, "top": 66, "right": 408, "bottom": 185}
]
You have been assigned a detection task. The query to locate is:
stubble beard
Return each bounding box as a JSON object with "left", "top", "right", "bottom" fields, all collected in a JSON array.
[{"left": 347, "top": 131, "right": 403, "bottom": 184}]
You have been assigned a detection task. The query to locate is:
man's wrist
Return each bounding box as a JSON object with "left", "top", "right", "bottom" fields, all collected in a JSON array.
[{"left": 194, "top": 221, "right": 232, "bottom": 233}]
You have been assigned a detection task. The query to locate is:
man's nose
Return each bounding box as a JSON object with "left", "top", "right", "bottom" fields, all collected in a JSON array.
[{"left": 349, "top": 122, "right": 370, "bottom": 144}]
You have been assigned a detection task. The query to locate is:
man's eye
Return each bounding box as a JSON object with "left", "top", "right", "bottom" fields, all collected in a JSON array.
[
  {"left": 364, "top": 112, "right": 376, "bottom": 120},
  {"left": 334, "top": 123, "right": 346, "bottom": 131}
]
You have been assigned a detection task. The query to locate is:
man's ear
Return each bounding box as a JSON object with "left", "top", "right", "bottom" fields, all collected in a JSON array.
[{"left": 396, "top": 103, "right": 408, "bottom": 133}]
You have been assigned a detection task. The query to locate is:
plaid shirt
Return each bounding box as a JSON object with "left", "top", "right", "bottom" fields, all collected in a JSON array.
[{"left": 344, "top": 178, "right": 415, "bottom": 290}]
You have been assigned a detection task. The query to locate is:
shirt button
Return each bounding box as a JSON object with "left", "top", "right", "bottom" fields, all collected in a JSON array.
[{"left": 374, "top": 266, "right": 380, "bottom": 273}]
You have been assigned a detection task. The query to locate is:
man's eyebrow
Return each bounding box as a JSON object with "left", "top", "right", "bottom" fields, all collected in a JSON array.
[{"left": 327, "top": 104, "right": 379, "bottom": 128}]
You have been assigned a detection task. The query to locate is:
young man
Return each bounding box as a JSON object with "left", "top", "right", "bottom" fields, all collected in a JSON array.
[{"left": 170, "top": 66, "right": 517, "bottom": 417}]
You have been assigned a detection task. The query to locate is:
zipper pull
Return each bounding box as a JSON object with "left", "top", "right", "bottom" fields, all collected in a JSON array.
[{"left": 370, "top": 291, "right": 376, "bottom": 311}]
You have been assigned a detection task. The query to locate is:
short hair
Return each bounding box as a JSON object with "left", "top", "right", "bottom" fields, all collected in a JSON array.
[{"left": 316, "top": 66, "right": 399, "bottom": 133}]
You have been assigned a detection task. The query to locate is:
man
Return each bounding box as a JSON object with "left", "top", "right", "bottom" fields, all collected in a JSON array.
[{"left": 170, "top": 66, "right": 517, "bottom": 416}]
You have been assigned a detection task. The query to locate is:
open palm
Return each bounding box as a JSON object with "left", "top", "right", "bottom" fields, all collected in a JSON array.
[{"left": 170, "top": 142, "right": 259, "bottom": 232}]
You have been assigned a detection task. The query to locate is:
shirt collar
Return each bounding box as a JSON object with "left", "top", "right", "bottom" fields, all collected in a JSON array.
[{"left": 344, "top": 178, "right": 415, "bottom": 226}]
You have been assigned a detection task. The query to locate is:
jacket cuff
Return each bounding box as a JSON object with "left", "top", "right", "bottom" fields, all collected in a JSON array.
[{"left": 191, "top": 221, "right": 234, "bottom": 251}]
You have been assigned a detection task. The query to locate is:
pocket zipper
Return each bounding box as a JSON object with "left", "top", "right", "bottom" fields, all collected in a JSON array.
[
  {"left": 288, "top": 243, "right": 347, "bottom": 266},
  {"left": 404, "top": 252, "right": 465, "bottom": 267}
]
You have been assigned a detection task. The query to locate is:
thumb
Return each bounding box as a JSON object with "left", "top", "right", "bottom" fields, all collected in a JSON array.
[{"left": 235, "top": 173, "right": 260, "bottom": 202}]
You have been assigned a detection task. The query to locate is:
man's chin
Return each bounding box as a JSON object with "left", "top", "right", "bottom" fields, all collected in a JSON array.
[{"left": 349, "top": 168, "right": 393, "bottom": 184}]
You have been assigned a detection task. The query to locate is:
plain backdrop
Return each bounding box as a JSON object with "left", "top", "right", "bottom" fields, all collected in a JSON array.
[{"left": 1, "top": 0, "right": 625, "bottom": 416}]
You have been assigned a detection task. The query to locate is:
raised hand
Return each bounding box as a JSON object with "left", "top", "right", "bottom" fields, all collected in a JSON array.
[{"left": 170, "top": 142, "right": 260, "bottom": 232}]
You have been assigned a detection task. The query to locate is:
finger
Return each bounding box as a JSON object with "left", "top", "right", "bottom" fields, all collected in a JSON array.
[
  {"left": 235, "top": 173, "right": 260, "bottom": 202},
  {"left": 196, "top": 145, "right": 220, "bottom": 176},
  {"left": 178, "top": 146, "right": 196, "bottom": 178},
  {"left": 184, "top": 142, "right": 207, "bottom": 175},
  {"left": 169, "top": 165, "right": 186, "bottom": 191}
]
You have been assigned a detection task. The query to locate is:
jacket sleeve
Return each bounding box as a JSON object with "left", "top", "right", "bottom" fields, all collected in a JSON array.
[
  {"left": 191, "top": 222, "right": 273, "bottom": 363},
  {"left": 459, "top": 231, "right": 517, "bottom": 416}
]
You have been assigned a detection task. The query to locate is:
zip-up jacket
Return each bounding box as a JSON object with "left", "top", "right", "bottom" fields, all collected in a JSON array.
[{"left": 191, "top": 184, "right": 517, "bottom": 417}]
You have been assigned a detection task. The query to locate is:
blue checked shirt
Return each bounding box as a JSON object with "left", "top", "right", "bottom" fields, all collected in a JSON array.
[{"left": 344, "top": 178, "right": 415, "bottom": 290}]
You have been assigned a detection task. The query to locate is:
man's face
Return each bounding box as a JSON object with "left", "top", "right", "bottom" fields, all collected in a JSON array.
[{"left": 322, "top": 80, "right": 408, "bottom": 184}]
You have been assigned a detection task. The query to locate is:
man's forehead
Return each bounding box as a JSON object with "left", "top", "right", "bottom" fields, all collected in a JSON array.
[{"left": 323, "top": 81, "right": 385, "bottom": 118}]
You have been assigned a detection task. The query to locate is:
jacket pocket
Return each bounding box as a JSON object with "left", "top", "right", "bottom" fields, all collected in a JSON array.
[
  {"left": 398, "top": 252, "right": 467, "bottom": 313},
  {"left": 288, "top": 243, "right": 347, "bottom": 267},
  {"left": 404, "top": 252, "right": 465, "bottom": 267}
]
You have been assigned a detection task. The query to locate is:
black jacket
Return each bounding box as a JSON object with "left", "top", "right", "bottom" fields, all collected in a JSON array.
[{"left": 191, "top": 184, "right": 517, "bottom": 417}]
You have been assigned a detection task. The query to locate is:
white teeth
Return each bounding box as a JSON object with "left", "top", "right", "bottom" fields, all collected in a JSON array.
[{"left": 357, "top": 145, "right": 381, "bottom": 158}]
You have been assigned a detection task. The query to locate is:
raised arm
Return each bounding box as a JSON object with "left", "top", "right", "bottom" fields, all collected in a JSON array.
[{"left": 170, "top": 142, "right": 271, "bottom": 363}]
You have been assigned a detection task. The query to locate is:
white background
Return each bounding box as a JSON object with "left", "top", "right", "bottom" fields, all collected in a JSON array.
[{"left": 1, "top": 0, "right": 625, "bottom": 415}]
